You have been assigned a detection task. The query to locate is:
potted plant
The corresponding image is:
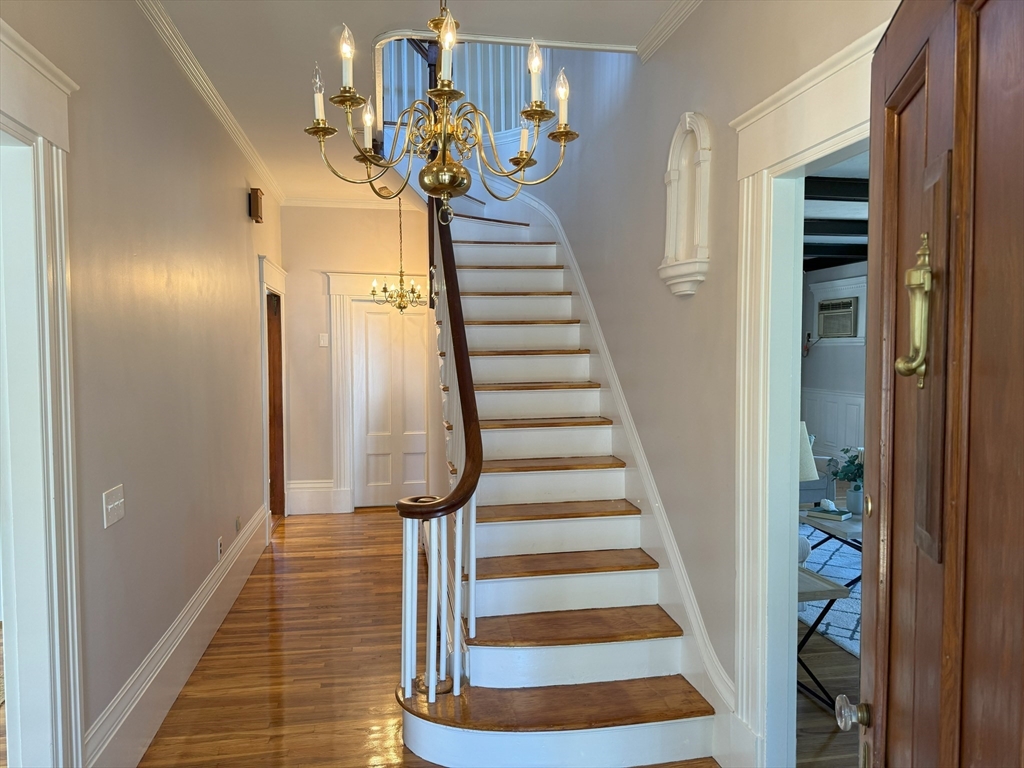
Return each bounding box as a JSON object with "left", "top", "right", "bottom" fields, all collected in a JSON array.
[{"left": 832, "top": 447, "right": 865, "bottom": 514}]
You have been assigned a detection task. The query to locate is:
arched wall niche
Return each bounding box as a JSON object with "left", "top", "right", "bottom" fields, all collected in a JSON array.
[{"left": 659, "top": 111, "right": 711, "bottom": 296}]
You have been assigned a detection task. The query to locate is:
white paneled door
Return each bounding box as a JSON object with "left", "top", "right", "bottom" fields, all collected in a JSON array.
[{"left": 352, "top": 301, "right": 429, "bottom": 507}]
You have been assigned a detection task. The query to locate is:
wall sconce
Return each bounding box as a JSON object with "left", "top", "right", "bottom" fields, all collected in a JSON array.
[{"left": 249, "top": 188, "right": 263, "bottom": 223}]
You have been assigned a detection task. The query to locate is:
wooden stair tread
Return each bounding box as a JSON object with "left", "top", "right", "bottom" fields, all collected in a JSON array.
[
  {"left": 465, "top": 319, "right": 580, "bottom": 325},
  {"left": 453, "top": 240, "right": 557, "bottom": 245},
  {"left": 462, "top": 291, "right": 572, "bottom": 296},
  {"left": 473, "top": 380, "right": 600, "bottom": 391},
  {"left": 482, "top": 455, "right": 625, "bottom": 473},
  {"left": 457, "top": 264, "right": 563, "bottom": 270},
  {"left": 641, "top": 760, "right": 720, "bottom": 768},
  {"left": 470, "top": 605, "right": 682, "bottom": 647},
  {"left": 453, "top": 213, "right": 529, "bottom": 227},
  {"left": 475, "top": 548, "right": 657, "bottom": 580},
  {"left": 441, "top": 348, "right": 590, "bottom": 358},
  {"left": 480, "top": 416, "right": 612, "bottom": 430},
  {"left": 396, "top": 674, "right": 712, "bottom": 732},
  {"left": 477, "top": 498, "right": 640, "bottom": 523}
]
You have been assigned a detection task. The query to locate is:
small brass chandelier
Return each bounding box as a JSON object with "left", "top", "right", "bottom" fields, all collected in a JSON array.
[
  {"left": 304, "top": 0, "right": 579, "bottom": 223},
  {"left": 370, "top": 197, "right": 423, "bottom": 313}
]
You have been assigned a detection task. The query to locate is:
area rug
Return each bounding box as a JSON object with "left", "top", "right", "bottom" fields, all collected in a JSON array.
[{"left": 798, "top": 523, "right": 862, "bottom": 657}]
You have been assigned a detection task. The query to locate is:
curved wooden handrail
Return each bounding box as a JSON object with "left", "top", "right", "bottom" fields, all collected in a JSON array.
[{"left": 396, "top": 197, "right": 482, "bottom": 520}]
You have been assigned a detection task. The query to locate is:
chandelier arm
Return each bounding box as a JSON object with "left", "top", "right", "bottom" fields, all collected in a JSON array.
[
  {"left": 367, "top": 150, "right": 417, "bottom": 200},
  {"left": 507, "top": 141, "right": 568, "bottom": 186},
  {"left": 342, "top": 108, "right": 415, "bottom": 170},
  {"left": 318, "top": 139, "right": 391, "bottom": 184},
  {"left": 470, "top": 108, "right": 542, "bottom": 179},
  {"left": 473, "top": 148, "right": 524, "bottom": 202}
]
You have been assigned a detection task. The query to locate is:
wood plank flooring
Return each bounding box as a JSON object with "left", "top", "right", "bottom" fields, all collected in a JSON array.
[
  {"left": 796, "top": 621, "right": 861, "bottom": 767},
  {"left": 139, "top": 513, "right": 439, "bottom": 767}
]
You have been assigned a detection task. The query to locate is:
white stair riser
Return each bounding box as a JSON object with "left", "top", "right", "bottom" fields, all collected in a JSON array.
[
  {"left": 467, "top": 637, "right": 682, "bottom": 688},
  {"left": 455, "top": 243, "right": 558, "bottom": 264},
  {"left": 458, "top": 268, "right": 564, "bottom": 293},
  {"left": 482, "top": 424, "right": 612, "bottom": 458},
  {"left": 476, "top": 514, "right": 640, "bottom": 557},
  {"left": 477, "top": 467, "right": 625, "bottom": 505},
  {"left": 403, "top": 712, "right": 714, "bottom": 768},
  {"left": 471, "top": 354, "right": 590, "bottom": 383},
  {"left": 467, "top": 324, "right": 580, "bottom": 351},
  {"left": 474, "top": 569, "right": 658, "bottom": 617},
  {"left": 451, "top": 219, "right": 533, "bottom": 241},
  {"left": 462, "top": 295, "right": 574, "bottom": 322},
  {"left": 476, "top": 390, "right": 600, "bottom": 420}
]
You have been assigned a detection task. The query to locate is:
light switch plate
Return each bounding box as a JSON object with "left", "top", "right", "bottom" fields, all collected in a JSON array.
[
  {"left": 103, "top": 484, "right": 125, "bottom": 528},
  {"left": 319, "top": 333, "right": 329, "bottom": 347}
]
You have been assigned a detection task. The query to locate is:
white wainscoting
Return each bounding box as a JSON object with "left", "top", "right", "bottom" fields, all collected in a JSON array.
[{"left": 800, "top": 388, "right": 865, "bottom": 459}]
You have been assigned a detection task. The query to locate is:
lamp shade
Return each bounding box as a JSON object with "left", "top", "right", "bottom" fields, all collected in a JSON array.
[{"left": 799, "top": 421, "right": 819, "bottom": 482}]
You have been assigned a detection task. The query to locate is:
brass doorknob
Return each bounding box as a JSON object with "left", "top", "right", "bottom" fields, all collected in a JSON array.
[{"left": 835, "top": 694, "right": 871, "bottom": 730}]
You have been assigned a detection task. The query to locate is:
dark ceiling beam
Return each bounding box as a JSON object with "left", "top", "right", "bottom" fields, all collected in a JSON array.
[
  {"left": 804, "top": 243, "right": 868, "bottom": 258},
  {"left": 805, "top": 177, "right": 869, "bottom": 202},
  {"left": 804, "top": 256, "right": 867, "bottom": 272},
  {"left": 804, "top": 218, "right": 869, "bottom": 237}
]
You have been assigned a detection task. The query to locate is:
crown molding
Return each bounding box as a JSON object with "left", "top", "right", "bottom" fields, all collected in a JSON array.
[
  {"left": 729, "top": 20, "right": 888, "bottom": 133},
  {"left": 637, "top": 0, "right": 702, "bottom": 64},
  {"left": 135, "top": 0, "right": 285, "bottom": 202},
  {"left": 1, "top": 19, "right": 79, "bottom": 95}
]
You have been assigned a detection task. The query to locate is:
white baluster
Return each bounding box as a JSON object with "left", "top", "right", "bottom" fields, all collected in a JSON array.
[
  {"left": 404, "top": 517, "right": 417, "bottom": 698},
  {"left": 427, "top": 517, "right": 439, "bottom": 702},
  {"left": 453, "top": 505, "right": 464, "bottom": 695},
  {"left": 439, "top": 515, "right": 449, "bottom": 683},
  {"left": 468, "top": 491, "right": 477, "bottom": 638}
]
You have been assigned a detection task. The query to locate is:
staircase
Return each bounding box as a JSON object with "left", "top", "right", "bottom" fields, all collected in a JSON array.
[{"left": 396, "top": 208, "right": 718, "bottom": 768}]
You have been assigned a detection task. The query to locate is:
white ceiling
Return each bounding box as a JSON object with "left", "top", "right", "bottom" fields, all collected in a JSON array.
[{"left": 161, "top": 0, "right": 674, "bottom": 203}]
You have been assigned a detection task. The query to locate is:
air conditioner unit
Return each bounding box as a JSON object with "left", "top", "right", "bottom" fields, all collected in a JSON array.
[{"left": 818, "top": 297, "right": 858, "bottom": 338}]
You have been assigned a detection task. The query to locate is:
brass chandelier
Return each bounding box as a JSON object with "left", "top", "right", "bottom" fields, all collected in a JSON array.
[
  {"left": 370, "top": 197, "right": 423, "bottom": 313},
  {"left": 304, "top": 0, "right": 579, "bottom": 223}
]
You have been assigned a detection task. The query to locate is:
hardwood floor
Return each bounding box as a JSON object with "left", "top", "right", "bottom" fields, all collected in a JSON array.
[
  {"left": 796, "top": 621, "right": 861, "bottom": 767},
  {"left": 140, "top": 513, "right": 439, "bottom": 767}
]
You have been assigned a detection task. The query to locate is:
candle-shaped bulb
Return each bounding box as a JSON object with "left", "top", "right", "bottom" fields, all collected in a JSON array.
[
  {"left": 340, "top": 25, "right": 354, "bottom": 60},
  {"left": 528, "top": 39, "right": 543, "bottom": 75},
  {"left": 312, "top": 62, "right": 325, "bottom": 121},
  {"left": 340, "top": 24, "right": 354, "bottom": 87},
  {"left": 555, "top": 68, "right": 569, "bottom": 101},
  {"left": 372, "top": 278, "right": 378, "bottom": 291},
  {"left": 440, "top": 11, "right": 457, "bottom": 51},
  {"left": 519, "top": 114, "right": 530, "bottom": 152},
  {"left": 362, "top": 101, "right": 374, "bottom": 149},
  {"left": 528, "top": 39, "right": 543, "bottom": 102},
  {"left": 555, "top": 68, "right": 569, "bottom": 124}
]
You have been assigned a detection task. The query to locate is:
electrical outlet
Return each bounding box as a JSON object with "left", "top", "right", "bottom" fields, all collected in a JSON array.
[
  {"left": 319, "top": 333, "right": 329, "bottom": 347},
  {"left": 235, "top": 515, "right": 241, "bottom": 533},
  {"left": 217, "top": 536, "right": 223, "bottom": 561},
  {"left": 103, "top": 485, "right": 125, "bottom": 528}
]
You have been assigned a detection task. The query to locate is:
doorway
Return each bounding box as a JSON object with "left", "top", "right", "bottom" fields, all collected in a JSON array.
[
  {"left": 351, "top": 300, "right": 429, "bottom": 508},
  {"left": 267, "top": 292, "right": 285, "bottom": 528}
]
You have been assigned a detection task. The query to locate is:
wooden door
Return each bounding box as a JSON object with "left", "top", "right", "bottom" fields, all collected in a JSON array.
[
  {"left": 352, "top": 302, "right": 429, "bottom": 507},
  {"left": 267, "top": 292, "right": 285, "bottom": 521},
  {"left": 862, "top": 1, "right": 1024, "bottom": 765}
]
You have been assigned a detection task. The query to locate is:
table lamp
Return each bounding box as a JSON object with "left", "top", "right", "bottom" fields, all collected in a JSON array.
[{"left": 799, "top": 421, "right": 819, "bottom": 483}]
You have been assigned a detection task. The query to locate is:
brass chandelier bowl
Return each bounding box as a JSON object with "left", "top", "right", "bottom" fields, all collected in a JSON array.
[{"left": 304, "top": 2, "right": 579, "bottom": 223}]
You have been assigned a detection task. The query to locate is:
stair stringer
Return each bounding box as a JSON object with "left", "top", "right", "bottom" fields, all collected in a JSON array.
[{"left": 480, "top": 179, "right": 749, "bottom": 762}]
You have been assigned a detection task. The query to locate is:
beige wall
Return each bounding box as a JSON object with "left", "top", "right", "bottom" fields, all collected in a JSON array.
[
  {"left": 527, "top": 0, "right": 897, "bottom": 681},
  {"left": 281, "top": 204, "right": 430, "bottom": 483},
  {"left": 0, "top": 0, "right": 282, "bottom": 725}
]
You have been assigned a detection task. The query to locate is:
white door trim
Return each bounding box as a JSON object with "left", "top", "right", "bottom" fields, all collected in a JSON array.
[
  {"left": 318, "top": 272, "right": 428, "bottom": 514},
  {"left": 0, "top": 20, "right": 83, "bottom": 767},
  {"left": 258, "top": 255, "right": 287, "bottom": 533},
  {"left": 730, "top": 20, "right": 886, "bottom": 768}
]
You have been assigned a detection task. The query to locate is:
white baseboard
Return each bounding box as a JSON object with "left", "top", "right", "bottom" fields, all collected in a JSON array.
[
  {"left": 83, "top": 504, "right": 269, "bottom": 768},
  {"left": 286, "top": 480, "right": 353, "bottom": 514}
]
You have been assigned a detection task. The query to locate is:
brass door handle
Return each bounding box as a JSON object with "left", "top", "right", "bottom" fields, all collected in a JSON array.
[{"left": 894, "top": 234, "right": 932, "bottom": 388}]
